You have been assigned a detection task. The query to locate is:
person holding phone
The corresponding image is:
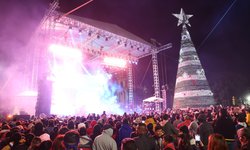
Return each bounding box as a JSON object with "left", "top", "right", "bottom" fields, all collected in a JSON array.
[
  {"left": 194, "top": 134, "right": 205, "bottom": 149},
  {"left": 195, "top": 134, "right": 200, "bottom": 143},
  {"left": 197, "top": 114, "right": 214, "bottom": 148},
  {"left": 177, "top": 126, "right": 197, "bottom": 150}
]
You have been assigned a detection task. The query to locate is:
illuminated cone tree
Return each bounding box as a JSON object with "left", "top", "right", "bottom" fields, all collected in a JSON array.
[{"left": 173, "top": 9, "right": 215, "bottom": 108}]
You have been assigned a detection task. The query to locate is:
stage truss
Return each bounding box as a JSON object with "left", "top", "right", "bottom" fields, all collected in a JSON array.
[{"left": 27, "top": 1, "right": 172, "bottom": 113}]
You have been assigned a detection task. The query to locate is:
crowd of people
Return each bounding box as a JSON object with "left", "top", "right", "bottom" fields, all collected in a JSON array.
[{"left": 0, "top": 105, "right": 250, "bottom": 150}]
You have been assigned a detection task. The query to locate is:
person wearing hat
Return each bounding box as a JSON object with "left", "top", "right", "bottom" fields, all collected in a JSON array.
[{"left": 92, "top": 123, "right": 117, "bottom": 150}]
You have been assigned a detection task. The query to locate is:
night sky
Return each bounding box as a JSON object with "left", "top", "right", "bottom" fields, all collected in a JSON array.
[{"left": 0, "top": 0, "right": 250, "bottom": 105}]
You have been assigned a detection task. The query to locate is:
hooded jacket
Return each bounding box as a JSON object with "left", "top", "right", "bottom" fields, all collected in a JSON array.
[
  {"left": 117, "top": 123, "right": 132, "bottom": 147},
  {"left": 92, "top": 128, "right": 117, "bottom": 150}
]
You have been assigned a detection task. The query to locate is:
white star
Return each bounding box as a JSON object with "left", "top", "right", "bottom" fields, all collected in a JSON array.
[{"left": 173, "top": 8, "right": 193, "bottom": 27}]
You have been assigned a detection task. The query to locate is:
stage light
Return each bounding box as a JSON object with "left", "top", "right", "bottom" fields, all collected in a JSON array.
[
  {"left": 48, "top": 44, "right": 82, "bottom": 60},
  {"left": 103, "top": 57, "right": 127, "bottom": 68},
  {"left": 246, "top": 95, "right": 250, "bottom": 102},
  {"left": 19, "top": 90, "right": 38, "bottom": 97},
  {"left": 7, "top": 114, "right": 13, "bottom": 120}
]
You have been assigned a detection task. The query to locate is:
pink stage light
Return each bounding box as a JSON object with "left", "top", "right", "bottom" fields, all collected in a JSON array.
[
  {"left": 48, "top": 44, "right": 82, "bottom": 60},
  {"left": 103, "top": 57, "right": 127, "bottom": 68},
  {"left": 48, "top": 45, "right": 124, "bottom": 116}
]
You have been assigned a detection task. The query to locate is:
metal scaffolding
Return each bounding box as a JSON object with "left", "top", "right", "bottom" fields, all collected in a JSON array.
[
  {"left": 128, "top": 63, "right": 134, "bottom": 109},
  {"left": 152, "top": 48, "right": 161, "bottom": 111}
]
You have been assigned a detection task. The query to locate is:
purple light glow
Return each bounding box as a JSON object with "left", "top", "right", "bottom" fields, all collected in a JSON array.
[{"left": 48, "top": 44, "right": 124, "bottom": 116}]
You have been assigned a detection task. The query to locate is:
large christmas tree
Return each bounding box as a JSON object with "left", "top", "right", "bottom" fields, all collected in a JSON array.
[{"left": 173, "top": 9, "right": 215, "bottom": 108}]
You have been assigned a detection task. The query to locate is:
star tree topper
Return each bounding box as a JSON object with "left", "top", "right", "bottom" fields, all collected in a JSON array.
[{"left": 173, "top": 8, "right": 193, "bottom": 27}]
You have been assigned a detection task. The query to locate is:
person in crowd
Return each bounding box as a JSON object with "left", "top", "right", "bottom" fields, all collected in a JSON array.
[
  {"left": 38, "top": 140, "right": 52, "bottom": 150},
  {"left": 92, "top": 124, "right": 117, "bottom": 150},
  {"left": 51, "top": 134, "right": 66, "bottom": 150},
  {"left": 207, "top": 133, "right": 228, "bottom": 150},
  {"left": 33, "top": 121, "right": 44, "bottom": 136},
  {"left": 237, "top": 127, "right": 250, "bottom": 150},
  {"left": 90, "top": 124, "right": 102, "bottom": 141},
  {"left": 78, "top": 126, "right": 93, "bottom": 149},
  {"left": 177, "top": 125, "right": 197, "bottom": 150},
  {"left": 113, "top": 121, "right": 121, "bottom": 142},
  {"left": 177, "top": 115, "right": 191, "bottom": 130},
  {"left": 130, "top": 123, "right": 138, "bottom": 138},
  {"left": 145, "top": 115, "right": 156, "bottom": 132},
  {"left": 133, "top": 123, "right": 156, "bottom": 150},
  {"left": 162, "top": 135, "right": 175, "bottom": 150},
  {"left": 197, "top": 113, "right": 213, "bottom": 148},
  {"left": 25, "top": 133, "right": 35, "bottom": 148},
  {"left": 214, "top": 108, "right": 236, "bottom": 150},
  {"left": 161, "top": 114, "right": 178, "bottom": 137},
  {"left": 58, "top": 126, "right": 70, "bottom": 135},
  {"left": 245, "top": 108, "right": 250, "bottom": 127},
  {"left": 28, "top": 137, "right": 42, "bottom": 150},
  {"left": 39, "top": 132, "right": 51, "bottom": 143},
  {"left": 63, "top": 130, "right": 80, "bottom": 150},
  {"left": 188, "top": 113, "right": 199, "bottom": 137},
  {"left": 172, "top": 114, "right": 182, "bottom": 128},
  {"left": 2, "top": 131, "right": 27, "bottom": 150},
  {"left": 121, "top": 138, "right": 138, "bottom": 150},
  {"left": 152, "top": 125, "right": 165, "bottom": 150},
  {"left": 147, "top": 123, "right": 155, "bottom": 136},
  {"left": 50, "top": 126, "right": 59, "bottom": 141},
  {"left": 67, "top": 120, "right": 75, "bottom": 130},
  {"left": 87, "top": 120, "right": 97, "bottom": 136},
  {"left": 118, "top": 118, "right": 133, "bottom": 148},
  {"left": 45, "top": 119, "right": 55, "bottom": 135},
  {"left": 177, "top": 132, "right": 193, "bottom": 150},
  {"left": 235, "top": 113, "right": 247, "bottom": 130}
]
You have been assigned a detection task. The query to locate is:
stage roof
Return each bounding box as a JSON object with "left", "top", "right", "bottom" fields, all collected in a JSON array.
[{"left": 41, "top": 11, "right": 154, "bottom": 63}]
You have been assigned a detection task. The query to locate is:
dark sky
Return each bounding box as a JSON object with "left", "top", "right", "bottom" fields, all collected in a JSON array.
[{"left": 0, "top": 0, "right": 250, "bottom": 104}]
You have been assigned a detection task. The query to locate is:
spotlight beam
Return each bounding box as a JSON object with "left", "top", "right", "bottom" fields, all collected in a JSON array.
[{"left": 61, "top": 0, "right": 94, "bottom": 18}]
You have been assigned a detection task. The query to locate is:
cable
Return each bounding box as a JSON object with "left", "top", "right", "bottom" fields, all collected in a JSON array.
[
  {"left": 198, "top": 0, "right": 237, "bottom": 49},
  {"left": 61, "top": 0, "right": 94, "bottom": 18},
  {"left": 139, "top": 58, "right": 152, "bottom": 87}
]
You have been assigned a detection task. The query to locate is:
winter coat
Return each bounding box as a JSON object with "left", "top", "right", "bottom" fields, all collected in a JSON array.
[
  {"left": 92, "top": 128, "right": 117, "bottom": 150},
  {"left": 117, "top": 123, "right": 132, "bottom": 147}
]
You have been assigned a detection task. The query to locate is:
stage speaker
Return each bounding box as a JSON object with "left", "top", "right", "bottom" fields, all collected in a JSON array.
[{"left": 35, "top": 79, "right": 52, "bottom": 116}]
